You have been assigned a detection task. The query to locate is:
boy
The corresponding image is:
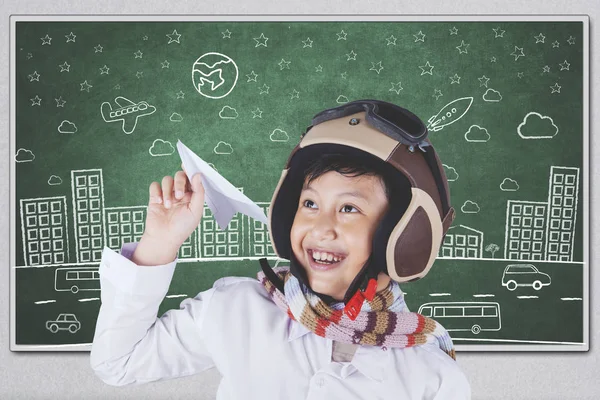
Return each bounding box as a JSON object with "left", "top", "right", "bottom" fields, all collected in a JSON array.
[{"left": 91, "top": 100, "right": 471, "bottom": 399}]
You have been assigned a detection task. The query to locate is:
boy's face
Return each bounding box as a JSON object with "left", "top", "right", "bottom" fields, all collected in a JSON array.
[{"left": 290, "top": 170, "right": 390, "bottom": 301}]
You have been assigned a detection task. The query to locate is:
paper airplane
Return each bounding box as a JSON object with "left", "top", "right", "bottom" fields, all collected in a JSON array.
[{"left": 176, "top": 140, "right": 268, "bottom": 230}]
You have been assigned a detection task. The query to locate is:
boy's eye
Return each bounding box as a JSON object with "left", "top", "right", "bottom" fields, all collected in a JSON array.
[
  {"left": 302, "top": 200, "right": 358, "bottom": 213},
  {"left": 303, "top": 199, "right": 317, "bottom": 209}
]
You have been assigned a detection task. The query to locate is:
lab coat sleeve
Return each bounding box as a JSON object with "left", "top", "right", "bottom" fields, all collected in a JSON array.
[
  {"left": 431, "top": 363, "right": 472, "bottom": 400},
  {"left": 90, "top": 242, "right": 217, "bottom": 386},
  {"left": 420, "top": 344, "right": 472, "bottom": 400}
]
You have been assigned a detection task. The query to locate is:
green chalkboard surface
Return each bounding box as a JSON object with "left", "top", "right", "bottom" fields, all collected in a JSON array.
[{"left": 11, "top": 16, "right": 588, "bottom": 351}]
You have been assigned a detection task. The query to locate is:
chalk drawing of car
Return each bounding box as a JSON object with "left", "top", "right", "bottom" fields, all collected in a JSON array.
[
  {"left": 501, "top": 264, "right": 551, "bottom": 291},
  {"left": 46, "top": 313, "right": 81, "bottom": 334}
]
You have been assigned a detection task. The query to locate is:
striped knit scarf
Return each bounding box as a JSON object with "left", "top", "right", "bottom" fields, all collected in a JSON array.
[{"left": 258, "top": 266, "right": 456, "bottom": 360}]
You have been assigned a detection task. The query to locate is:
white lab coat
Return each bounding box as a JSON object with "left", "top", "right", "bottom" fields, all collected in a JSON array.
[{"left": 90, "top": 242, "right": 471, "bottom": 399}]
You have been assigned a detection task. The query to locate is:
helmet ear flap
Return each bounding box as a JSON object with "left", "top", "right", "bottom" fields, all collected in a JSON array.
[{"left": 386, "top": 188, "right": 444, "bottom": 282}]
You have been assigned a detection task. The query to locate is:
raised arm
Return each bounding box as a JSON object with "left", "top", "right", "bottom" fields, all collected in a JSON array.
[
  {"left": 90, "top": 168, "right": 211, "bottom": 386},
  {"left": 90, "top": 242, "right": 217, "bottom": 386}
]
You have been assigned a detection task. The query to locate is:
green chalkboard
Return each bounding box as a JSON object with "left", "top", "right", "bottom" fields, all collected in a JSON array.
[{"left": 11, "top": 17, "right": 588, "bottom": 351}]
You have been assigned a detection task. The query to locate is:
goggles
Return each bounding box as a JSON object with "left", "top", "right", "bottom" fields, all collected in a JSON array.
[{"left": 307, "top": 99, "right": 429, "bottom": 149}]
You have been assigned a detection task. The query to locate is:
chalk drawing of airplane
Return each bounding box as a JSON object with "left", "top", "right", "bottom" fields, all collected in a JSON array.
[{"left": 100, "top": 96, "right": 156, "bottom": 134}]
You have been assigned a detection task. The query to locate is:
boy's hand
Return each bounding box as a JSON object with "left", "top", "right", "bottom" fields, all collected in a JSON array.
[{"left": 132, "top": 169, "right": 205, "bottom": 266}]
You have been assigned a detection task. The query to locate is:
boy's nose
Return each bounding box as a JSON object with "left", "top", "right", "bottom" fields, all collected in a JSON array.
[{"left": 310, "top": 213, "right": 337, "bottom": 240}]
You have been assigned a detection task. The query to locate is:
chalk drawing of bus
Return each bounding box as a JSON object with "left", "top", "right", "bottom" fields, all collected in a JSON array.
[
  {"left": 54, "top": 267, "right": 100, "bottom": 293},
  {"left": 418, "top": 302, "right": 502, "bottom": 335}
]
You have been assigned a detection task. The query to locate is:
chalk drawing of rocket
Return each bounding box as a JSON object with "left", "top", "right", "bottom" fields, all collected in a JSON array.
[{"left": 427, "top": 97, "right": 474, "bottom": 132}]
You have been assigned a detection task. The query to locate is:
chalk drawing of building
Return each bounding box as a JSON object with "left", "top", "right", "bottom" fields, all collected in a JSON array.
[
  {"left": 71, "top": 169, "right": 106, "bottom": 263},
  {"left": 439, "top": 225, "right": 483, "bottom": 258},
  {"left": 546, "top": 166, "right": 579, "bottom": 261},
  {"left": 199, "top": 187, "right": 245, "bottom": 258},
  {"left": 19, "top": 196, "right": 70, "bottom": 266},
  {"left": 105, "top": 206, "right": 146, "bottom": 253},
  {"left": 503, "top": 166, "right": 579, "bottom": 262},
  {"left": 504, "top": 201, "right": 547, "bottom": 260},
  {"left": 250, "top": 202, "right": 276, "bottom": 257}
]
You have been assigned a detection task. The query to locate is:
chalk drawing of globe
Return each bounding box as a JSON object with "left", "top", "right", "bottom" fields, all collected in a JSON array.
[{"left": 192, "top": 52, "right": 239, "bottom": 99}]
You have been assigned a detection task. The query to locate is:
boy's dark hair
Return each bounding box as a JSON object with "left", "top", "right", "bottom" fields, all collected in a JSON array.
[{"left": 302, "top": 153, "right": 399, "bottom": 202}]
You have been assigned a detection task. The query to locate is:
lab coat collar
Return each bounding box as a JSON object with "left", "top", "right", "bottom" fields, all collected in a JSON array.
[
  {"left": 287, "top": 318, "right": 311, "bottom": 342},
  {"left": 287, "top": 319, "right": 387, "bottom": 382}
]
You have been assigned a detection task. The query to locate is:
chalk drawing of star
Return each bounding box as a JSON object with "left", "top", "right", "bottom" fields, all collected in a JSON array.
[
  {"left": 456, "top": 40, "right": 469, "bottom": 54},
  {"left": 336, "top": 30, "right": 348, "bottom": 40},
  {"left": 534, "top": 33, "right": 545, "bottom": 43},
  {"left": 28, "top": 71, "right": 41, "bottom": 82},
  {"left": 493, "top": 27, "right": 505, "bottom": 38},
  {"left": 550, "top": 83, "right": 561, "bottom": 93},
  {"left": 254, "top": 33, "right": 268, "bottom": 47},
  {"left": 259, "top": 84, "right": 270, "bottom": 94},
  {"left": 41, "top": 34, "right": 52, "bottom": 45},
  {"left": 290, "top": 89, "right": 300, "bottom": 99},
  {"left": 30, "top": 95, "right": 42, "bottom": 106},
  {"left": 55, "top": 96, "right": 66, "bottom": 107},
  {"left": 389, "top": 82, "right": 403, "bottom": 94},
  {"left": 419, "top": 61, "right": 434, "bottom": 75},
  {"left": 251, "top": 108, "right": 263, "bottom": 118},
  {"left": 370, "top": 61, "right": 384, "bottom": 74},
  {"left": 94, "top": 44, "right": 103, "bottom": 53},
  {"left": 246, "top": 71, "right": 258, "bottom": 82},
  {"left": 278, "top": 59, "right": 291, "bottom": 70},
  {"left": 59, "top": 61, "right": 70, "bottom": 72},
  {"left": 315, "top": 65, "right": 323, "bottom": 72},
  {"left": 517, "top": 72, "right": 524, "bottom": 78},
  {"left": 510, "top": 46, "right": 525, "bottom": 61},
  {"left": 567, "top": 36, "right": 575, "bottom": 45},
  {"left": 542, "top": 65, "right": 550, "bottom": 74},
  {"left": 99, "top": 65, "right": 110, "bottom": 75},
  {"left": 386, "top": 35, "right": 397, "bottom": 45},
  {"left": 433, "top": 89, "right": 443, "bottom": 100},
  {"left": 161, "top": 60, "right": 170, "bottom": 69},
  {"left": 559, "top": 60, "right": 570, "bottom": 71},
  {"left": 222, "top": 29, "right": 232, "bottom": 39},
  {"left": 450, "top": 74, "right": 461, "bottom": 84},
  {"left": 134, "top": 50, "right": 143, "bottom": 58},
  {"left": 80, "top": 80, "right": 92, "bottom": 92},
  {"left": 176, "top": 90, "right": 185, "bottom": 99},
  {"left": 302, "top": 37, "right": 313, "bottom": 48},
  {"left": 341, "top": 72, "right": 348, "bottom": 79},
  {"left": 413, "top": 30, "right": 426, "bottom": 42},
  {"left": 166, "top": 29, "right": 181, "bottom": 44},
  {"left": 346, "top": 50, "right": 357, "bottom": 61},
  {"left": 449, "top": 26, "right": 458, "bottom": 35},
  {"left": 65, "top": 32, "right": 76, "bottom": 43},
  {"left": 478, "top": 75, "right": 490, "bottom": 87},
  {"left": 136, "top": 71, "right": 144, "bottom": 79}
]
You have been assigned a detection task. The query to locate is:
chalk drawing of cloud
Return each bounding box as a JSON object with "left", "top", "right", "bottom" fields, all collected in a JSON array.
[{"left": 517, "top": 112, "right": 558, "bottom": 139}]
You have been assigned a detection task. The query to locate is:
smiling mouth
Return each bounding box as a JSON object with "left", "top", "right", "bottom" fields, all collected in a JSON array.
[{"left": 307, "top": 249, "right": 347, "bottom": 267}]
